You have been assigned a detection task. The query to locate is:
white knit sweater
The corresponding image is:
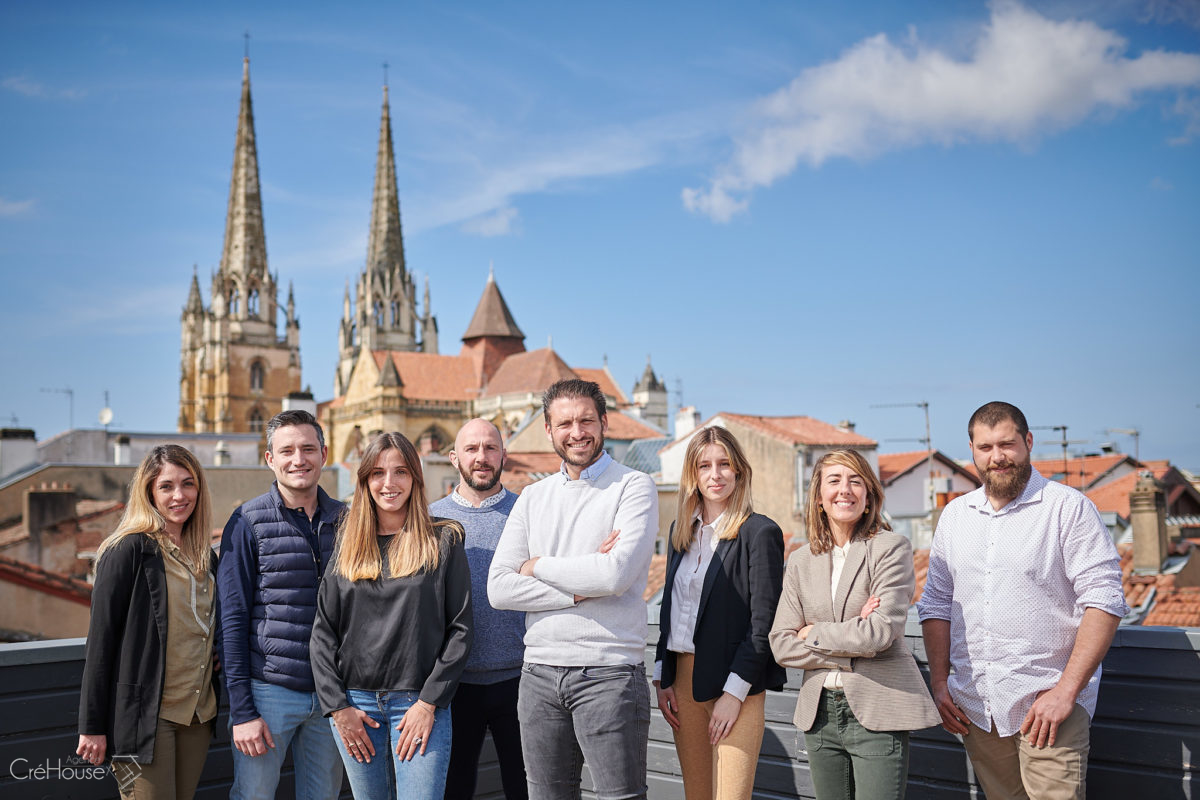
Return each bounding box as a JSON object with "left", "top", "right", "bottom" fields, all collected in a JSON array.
[{"left": 488, "top": 458, "right": 659, "bottom": 667}]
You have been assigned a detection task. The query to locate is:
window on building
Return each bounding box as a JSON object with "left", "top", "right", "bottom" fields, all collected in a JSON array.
[
  {"left": 374, "top": 300, "right": 384, "bottom": 329},
  {"left": 250, "top": 361, "right": 265, "bottom": 392},
  {"left": 390, "top": 299, "right": 401, "bottom": 327},
  {"left": 249, "top": 407, "right": 265, "bottom": 433},
  {"left": 229, "top": 287, "right": 240, "bottom": 315},
  {"left": 247, "top": 288, "right": 259, "bottom": 316}
]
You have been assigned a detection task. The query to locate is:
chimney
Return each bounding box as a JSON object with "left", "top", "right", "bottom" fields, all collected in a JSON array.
[
  {"left": 837, "top": 419, "right": 856, "bottom": 433},
  {"left": 282, "top": 390, "right": 317, "bottom": 418},
  {"left": 113, "top": 434, "right": 132, "bottom": 465},
  {"left": 1130, "top": 471, "right": 1168, "bottom": 575},
  {"left": 675, "top": 406, "right": 701, "bottom": 441},
  {"left": 0, "top": 428, "right": 38, "bottom": 479},
  {"left": 24, "top": 482, "right": 79, "bottom": 563}
]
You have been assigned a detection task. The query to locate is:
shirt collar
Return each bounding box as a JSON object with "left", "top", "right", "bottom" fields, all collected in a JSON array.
[
  {"left": 967, "top": 467, "right": 1047, "bottom": 515},
  {"left": 450, "top": 486, "right": 509, "bottom": 509},
  {"left": 561, "top": 449, "right": 613, "bottom": 482},
  {"left": 692, "top": 509, "right": 726, "bottom": 532}
]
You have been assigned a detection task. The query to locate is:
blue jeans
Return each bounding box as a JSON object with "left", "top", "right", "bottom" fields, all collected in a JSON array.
[
  {"left": 804, "top": 689, "right": 910, "bottom": 800},
  {"left": 518, "top": 662, "right": 650, "bottom": 800},
  {"left": 230, "top": 679, "right": 344, "bottom": 800},
  {"left": 331, "top": 689, "right": 452, "bottom": 800}
]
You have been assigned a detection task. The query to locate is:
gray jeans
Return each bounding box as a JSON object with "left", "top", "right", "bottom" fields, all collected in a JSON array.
[{"left": 518, "top": 662, "right": 651, "bottom": 800}]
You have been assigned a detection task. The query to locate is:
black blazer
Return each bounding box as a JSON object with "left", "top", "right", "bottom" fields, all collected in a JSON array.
[
  {"left": 78, "top": 533, "right": 219, "bottom": 763},
  {"left": 655, "top": 512, "right": 786, "bottom": 702}
]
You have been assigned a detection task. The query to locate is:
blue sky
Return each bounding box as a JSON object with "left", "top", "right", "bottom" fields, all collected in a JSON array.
[{"left": 2, "top": 1, "right": 1198, "bottom": 470}]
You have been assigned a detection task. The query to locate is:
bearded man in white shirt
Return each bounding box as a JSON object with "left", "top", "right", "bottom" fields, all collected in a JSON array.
[{"left": 918, "top": 401, "right": 1128, "bottom": 800}]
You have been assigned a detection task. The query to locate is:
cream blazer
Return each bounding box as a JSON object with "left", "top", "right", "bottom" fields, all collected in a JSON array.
[{"left": 768, "top": 531, "right": 940, "bottom": 733}]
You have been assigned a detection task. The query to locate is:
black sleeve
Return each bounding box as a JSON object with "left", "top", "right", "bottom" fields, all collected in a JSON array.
[
  {"left": 728, "top": 517, "right": 786, "bottom": 686},
  {"left": 419, "top": 535, "right": 474, "bottom": 708},
  {"left": 310, "top": 571, "right": 349, "bottom": 716},
  {"left": 78, "top": 537, "right": 140, "bottom": 736}
]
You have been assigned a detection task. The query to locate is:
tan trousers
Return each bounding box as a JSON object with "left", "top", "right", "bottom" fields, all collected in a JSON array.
[
  {"left": 670, "top": 653, "right": 765, "bottom": 800},
  {"left": 115, "top": 717, "right": 212, "bottom": 800},
  {"left": 961, "top": 704, "right": 1091, "bottom": 800}
]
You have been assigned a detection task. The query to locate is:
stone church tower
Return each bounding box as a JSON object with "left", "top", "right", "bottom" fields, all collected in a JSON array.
[
  {"left": 179, "top": 58, "right": 301, "bottom": 435},
  {"left": 335, "top": 85, "right": 437, "bottom": 397}
]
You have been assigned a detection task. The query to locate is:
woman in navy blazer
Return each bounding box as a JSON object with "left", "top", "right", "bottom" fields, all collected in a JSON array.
[{"left": 654, "top": 426, "right": 785, "bottom": 800}]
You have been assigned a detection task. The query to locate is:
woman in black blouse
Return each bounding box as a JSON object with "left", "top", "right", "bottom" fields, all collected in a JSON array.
[{"left": 310, "top": 432, "right": 472, "bottom": 800}]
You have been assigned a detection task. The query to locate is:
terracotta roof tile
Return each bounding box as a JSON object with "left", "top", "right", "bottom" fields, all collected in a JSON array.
[
  {"left": 1031, "top": 454, "right": 1135, "bottom": 489},
  {"left": 606, "top": 411, "right": 664, "bottom": 441},
  {"left": 719, "top": 413, "right": 876, "bottom": 447},
  {"left": 574, "top": 367, "right": 629, "bottom": 406},
  {"left": 482, "top": 348, "right": 578, "bottom": 398},
  {"left": 501, "top": 452, "right": 564, "bottom": 494},
  {"left": 645, "top": 553, "right": 667, "bottom": 601},
  {"left": 373, "top": 351, "right": 478, "bottom": 401},
  {"left": 0, "top": 552, "right": 92, "bottom": 605},
  {"left": 1086, "top": 465, "right": 1174, "bottom": 517},
  {"left": 462, "top": 276, "right": 525, "bottom": 340},
  {"left": 1142, "top": 587, "right": 1200, "bottom": 628},
  {"left": 879, "top": 451, "right": 930, "bottom": 483}
]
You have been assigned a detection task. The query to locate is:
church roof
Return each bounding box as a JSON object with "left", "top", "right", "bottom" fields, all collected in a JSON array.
[
  {"left": 462, "top": 272, "right": 524, "bottom": 341},
  {"left": 482, "top": 347, "right": 575, "bottom": 397},
  {"left": 575, "top": 367, "right": 629, "bottom": 406},
  {"left": 218, "top": 58, "right": 268, "bottom": 282},
  {"left": 372, "top": 351, "right": 477, "bottom": 401}
]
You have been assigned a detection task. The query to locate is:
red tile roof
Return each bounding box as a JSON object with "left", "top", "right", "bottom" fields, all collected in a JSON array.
[
  {"left": 1030, "top": 454, "right": 1135, "bottom": 489},
  {"left": 500, "top": 452, "right": 564, "bottom": 493},
  {"left": 373, "top": 351, "right": 478, "bottom": 401},
  {"left": 0, "top": 553, "right": 92, "bottom": 606},
  {"left": 645, "top": 554, "right": 667, "bottom": 601},
  {"left": 606, "top": 411, "right": 663, "bottom": 441},
  {"left": 877, "top": 451, "right": 978, "bottom": 487},
  {"left": 719, "top": 413, "right": 876, "bottom": 447},
  {"left": 1142, "top": 587, "right": 1200, "bottom": 628},
  {"left": 482, "top": 348, "right": 578, "bottom": 397},
  {"left": 575, "top": 367, "right": 629, "bottom": 406}
]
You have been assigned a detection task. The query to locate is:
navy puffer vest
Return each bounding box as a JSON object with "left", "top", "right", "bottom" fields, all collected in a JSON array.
[{"left": 242, "top": 484, "right": 342, "bottom": 690}]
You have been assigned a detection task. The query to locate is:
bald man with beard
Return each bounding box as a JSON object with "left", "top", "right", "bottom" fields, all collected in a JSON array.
[{"left": 430, "top": 419, "right": 528, "bottom": 800}]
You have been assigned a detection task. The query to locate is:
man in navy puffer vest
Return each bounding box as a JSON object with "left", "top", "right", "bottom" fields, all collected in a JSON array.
[{"left": 218, "top": 410, "right": 345, "bottom": 799}]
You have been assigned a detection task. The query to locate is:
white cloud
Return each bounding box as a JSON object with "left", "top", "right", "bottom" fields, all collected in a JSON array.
[
  {"left": 1167, "top": 93, "right": 1200, "bottom": 144},
  {"left": 0, "top": 197, "right": 35, "bottom": 216},
  {"left": 2, "top": 75, "right": 85, "bottom": 100},
  {"left": 461, "top": 205, "right": 519, "bottom": 237},
  {"left": 684, "top": 2, "right": 1200, "bottom": 222}
]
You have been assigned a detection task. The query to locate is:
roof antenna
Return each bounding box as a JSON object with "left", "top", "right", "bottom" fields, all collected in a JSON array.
[{"left": 244, "top": 30, "right": 250, "bottom": 60}]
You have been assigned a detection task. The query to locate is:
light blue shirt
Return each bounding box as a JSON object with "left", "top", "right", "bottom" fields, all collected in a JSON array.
[{"left": 560, "top": 449, "right": 613, "bottom": 482}]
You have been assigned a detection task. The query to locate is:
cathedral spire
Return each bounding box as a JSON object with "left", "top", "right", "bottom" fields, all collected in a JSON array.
[
  {"left": 218, "top": 57, "right": 268, "bottom": 283},
  {"left": 366, "top": 84, "right": 406, "bottom": 283},
  {"left": 185, "top": 265, "right": 203, "bottom": 314}
]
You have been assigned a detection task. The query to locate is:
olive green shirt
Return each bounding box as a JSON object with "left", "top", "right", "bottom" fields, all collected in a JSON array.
[{"left": 158, "top": 541, "right": 217, "bottom": 724}]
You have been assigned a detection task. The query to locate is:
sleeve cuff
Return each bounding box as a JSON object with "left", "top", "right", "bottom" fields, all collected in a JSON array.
[
  {"left": 652, "top": 660, "right": 663, "bottom": 683},
  {"left": 722, "top": 672, "right": 752, "bottom": 702}
]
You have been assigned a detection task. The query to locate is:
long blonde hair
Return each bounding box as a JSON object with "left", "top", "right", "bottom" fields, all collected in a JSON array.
[
  {"left": 98, "top": 444, "right": 213, "bottom": 571},
  {"left": 671, "top": 426, "right": 753, "bottom": 552},
  {"left": 334, "top": 432, "right": 462, "bottom": 581},
  {"left": 805, "top": 449, "right": 890, "bottom": 556}
]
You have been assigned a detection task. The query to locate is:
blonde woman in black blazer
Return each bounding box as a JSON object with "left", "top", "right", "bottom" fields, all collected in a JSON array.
[
  {"left": 769, "top": 449, "right": 939, "bottom": 800},
  {"left": 654, "top": 426, "right": 785, "bottom": 800}
]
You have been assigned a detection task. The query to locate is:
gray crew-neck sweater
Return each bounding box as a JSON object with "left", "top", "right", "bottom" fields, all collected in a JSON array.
[
  {"left": 487, "top": 460, "right": 659, "bottom": 667},
  {"left": 430, "top": 490, "right": 524, "bottom": 684}
]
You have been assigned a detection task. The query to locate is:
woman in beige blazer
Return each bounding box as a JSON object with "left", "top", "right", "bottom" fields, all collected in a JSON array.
[{"left": 769, "top": 449, "right": 939, "bottom": 800}]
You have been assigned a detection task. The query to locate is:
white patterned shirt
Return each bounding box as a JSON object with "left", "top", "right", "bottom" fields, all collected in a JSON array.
[{"left": 917, "top": 469, "right": 1128, "bottom": 737}]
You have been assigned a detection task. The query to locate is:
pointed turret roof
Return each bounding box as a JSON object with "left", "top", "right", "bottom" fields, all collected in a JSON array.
[
  {"left": 366, "top": 85, "right": 406, "bottom": 280},
  {"left": 634, "top": 357, "right": 666, "bottom": 392},
  {"left": 186, "top": 266, "right": 204, "bottom": 314},
  {"left": 462, "top": 271, "right": 524, "bottom": 341},
  {"left": 218, "top": 58, "right": 268, "bottom": 281}
]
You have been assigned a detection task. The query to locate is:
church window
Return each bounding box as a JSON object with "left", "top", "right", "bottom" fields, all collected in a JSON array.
[
  {"left": 250, "top": 360, "right": 265, "bottom": 392},
  {"left": 229, "top": 287, "right": 240, "bottom": 315},
  {"left": 249, "top": 407, "right": 265, "bottom": 433},
  {"left": 390, "top": 299, "right": 401, "bottom": 327},
  {"left": 374, "top": 300, "right": 385, "bottom": 329},
  {"left": 350, "top": 322, "right": 358, "bottom": 347},
  {"left": 247, "top": 288, "right": 259, "bottom": 316}
]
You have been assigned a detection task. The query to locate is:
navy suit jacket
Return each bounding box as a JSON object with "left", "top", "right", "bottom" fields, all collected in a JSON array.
[{"left": 655, "top": 512, "right": 786, "bottom": 701}]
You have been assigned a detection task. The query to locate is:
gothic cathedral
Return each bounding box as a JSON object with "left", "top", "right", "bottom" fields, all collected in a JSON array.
[{"left": 178, "top": 59, "right": 301, "bottom": 436}]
